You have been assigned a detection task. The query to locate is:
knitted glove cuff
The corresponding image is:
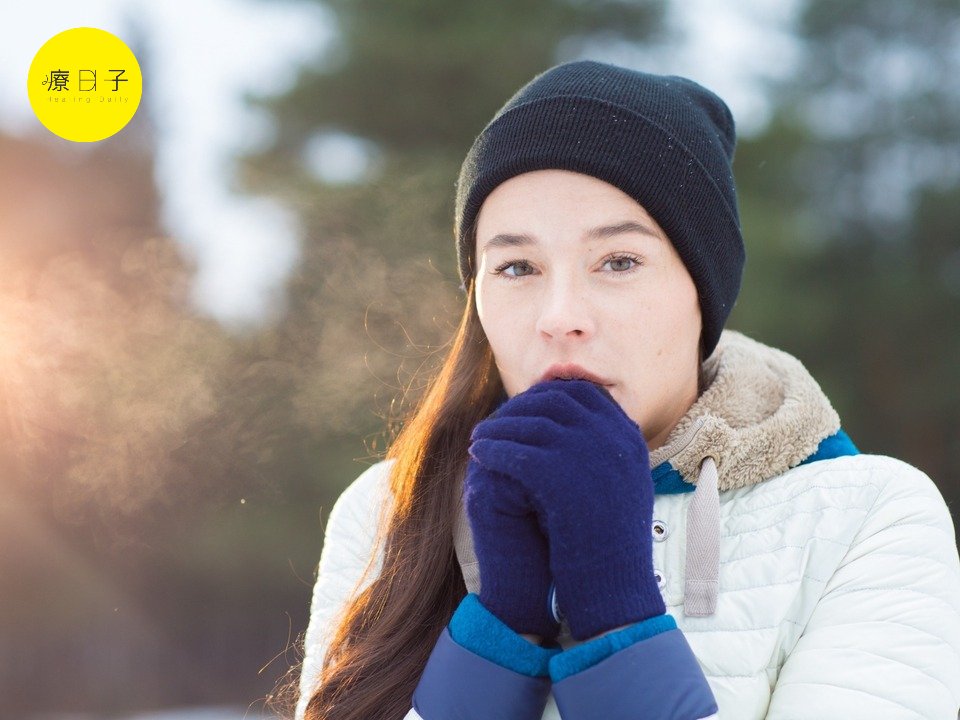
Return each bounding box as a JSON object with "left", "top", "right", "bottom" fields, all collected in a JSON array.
[
  {"left": 480, "top": 579, "right": 561, "bottom": 642},
  {"left": 555, "top": 554, "right": 666, "bottom": 641}
]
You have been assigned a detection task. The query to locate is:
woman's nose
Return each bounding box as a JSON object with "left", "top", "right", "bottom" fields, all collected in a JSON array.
[{"left": 534, "top": 277, "right": 596, "bottom": 339}]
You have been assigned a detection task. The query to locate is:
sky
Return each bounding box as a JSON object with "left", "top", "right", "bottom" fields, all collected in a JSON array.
[{"left": 1, "top": 0, "right": 801, "bottom": 331}]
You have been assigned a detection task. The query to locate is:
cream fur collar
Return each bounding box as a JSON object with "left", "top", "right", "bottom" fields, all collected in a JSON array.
[{"left": 648, "top": 329, "right": 841, "bottom": 492}]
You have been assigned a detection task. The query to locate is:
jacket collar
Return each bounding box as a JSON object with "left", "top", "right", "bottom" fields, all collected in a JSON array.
[{"left": 648, "top": 329, "right": 846, "bottom": 494}]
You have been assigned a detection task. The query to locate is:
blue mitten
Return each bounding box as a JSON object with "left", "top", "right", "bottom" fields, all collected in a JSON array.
[
  {"left": 468, "top": 379, "right": 665, "bottom": 641},
  {"left": 464, "top": 396, "right": 561, "bottom": 642}
]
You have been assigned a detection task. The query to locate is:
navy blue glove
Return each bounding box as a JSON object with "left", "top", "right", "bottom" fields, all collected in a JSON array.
[
  {"left": 464, "top": 395, "right": 561, "bottom": 642},
  {"left": 468, "top": 379, "right": 666, "bottom": 641}
]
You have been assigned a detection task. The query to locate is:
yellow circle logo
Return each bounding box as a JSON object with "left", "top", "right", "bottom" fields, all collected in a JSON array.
[{"left": 27, "top": 27, "right": 143, "bottom": 143}]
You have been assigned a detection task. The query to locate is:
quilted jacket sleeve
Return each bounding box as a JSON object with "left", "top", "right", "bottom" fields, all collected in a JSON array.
[
  {"left": 295, "top": 459, "right": 409, "bottom": 720},
  {"left": 766, "top": 457, "right": 960, "bottom": 718},
  {"left": 413, "top": 592, "right": 718, "bottom": 720}
]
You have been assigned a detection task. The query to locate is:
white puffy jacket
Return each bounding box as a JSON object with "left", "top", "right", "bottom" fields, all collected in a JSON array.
[{"left": 297, "top": 330, "right": 960, "bottom": 719}]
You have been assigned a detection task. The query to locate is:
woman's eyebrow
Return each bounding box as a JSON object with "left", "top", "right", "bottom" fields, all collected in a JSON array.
[{"left": 480, "top": 221, "right": 660, "bottom": 253}]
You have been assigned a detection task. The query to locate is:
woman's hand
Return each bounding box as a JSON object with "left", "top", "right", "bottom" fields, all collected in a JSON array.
[
  {"left": 468, "top": 379, "right": 666, "bottom": 641},
  {"left": 464, "top": 402, "right": 560, "bottom": 643}
]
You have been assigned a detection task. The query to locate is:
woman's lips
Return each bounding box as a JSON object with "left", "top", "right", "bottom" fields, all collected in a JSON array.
[{"left": 539, "top": 363, "right": 613, "bottom": 386}]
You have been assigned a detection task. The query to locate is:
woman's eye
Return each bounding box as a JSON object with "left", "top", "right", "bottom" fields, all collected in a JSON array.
[
  {"left": 607, "top": 256, "right": 637, "bottom": 272},
  {"left": 492, "top": 260, "right": 533, "bottom": 279}
]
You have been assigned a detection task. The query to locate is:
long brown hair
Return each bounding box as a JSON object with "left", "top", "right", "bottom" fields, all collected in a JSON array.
[
  {"left": 290, "top": 224, "right": 710, "bottom": 720},
  {"left": 298, "top": 268, "right": 505, "bottom": 720}
]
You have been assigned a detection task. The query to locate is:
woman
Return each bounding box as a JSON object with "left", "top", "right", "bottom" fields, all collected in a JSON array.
[{"left": 294, "top": 60, "right": 960, "bottom": 719}]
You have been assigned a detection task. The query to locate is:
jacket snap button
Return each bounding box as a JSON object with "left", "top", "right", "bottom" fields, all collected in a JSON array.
[
  {"left": 652, "top": 519, "right": 669, "bottom": 541},
  {"left": 654, "top": 568, "right": 666, "bottom": 589}
]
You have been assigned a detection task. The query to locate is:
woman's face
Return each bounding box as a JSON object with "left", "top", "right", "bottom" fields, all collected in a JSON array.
[{"left": 474, "top": 169, "right": 702, "bottom": 451}]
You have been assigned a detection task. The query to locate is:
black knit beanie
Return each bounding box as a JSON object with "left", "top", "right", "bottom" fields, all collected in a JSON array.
[{"left": 454, "top": 60, "right": 745, "bottom": 359}]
